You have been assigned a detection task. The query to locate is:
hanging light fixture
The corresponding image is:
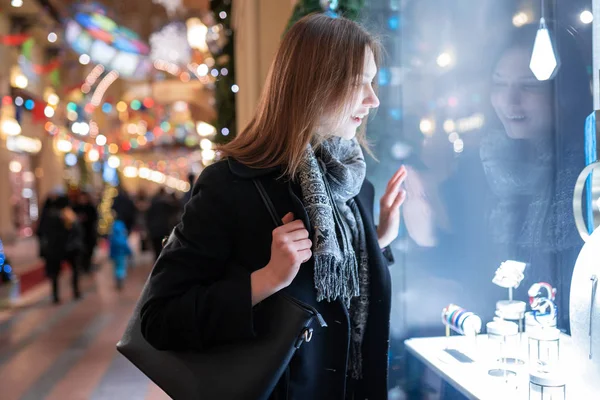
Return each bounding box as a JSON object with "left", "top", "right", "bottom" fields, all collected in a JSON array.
[{"left": 529, "top": 0, "right": 559, "bottom": 81}]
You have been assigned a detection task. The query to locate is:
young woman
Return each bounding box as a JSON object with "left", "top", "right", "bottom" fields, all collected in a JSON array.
[{"left": 140, "top": 14, "right": 407, "bottom": 399}]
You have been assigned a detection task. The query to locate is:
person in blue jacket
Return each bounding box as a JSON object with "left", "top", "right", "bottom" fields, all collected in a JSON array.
[{"left": 110, "top": 219, "right": 132, "bottom": 290}]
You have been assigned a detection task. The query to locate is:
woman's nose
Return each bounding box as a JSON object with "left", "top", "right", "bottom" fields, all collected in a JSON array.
[{"left": 364, "top": 91, "right": 380, "bottom": 109}]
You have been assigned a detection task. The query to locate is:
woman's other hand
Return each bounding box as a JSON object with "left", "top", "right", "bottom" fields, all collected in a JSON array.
[{"left": 251, "top": 212, "right": 311, "bottom": 305}]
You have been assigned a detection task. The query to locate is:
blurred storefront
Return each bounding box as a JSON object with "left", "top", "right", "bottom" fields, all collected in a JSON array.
[
  {"left": 0, "top": 10, "right": 64, "bottom": 242},
  {"left": 6, "top": 125, "right": 41, "bottom": 239},
  {"left": 0, "top": 0, "right": 227, "bottom": 241}
]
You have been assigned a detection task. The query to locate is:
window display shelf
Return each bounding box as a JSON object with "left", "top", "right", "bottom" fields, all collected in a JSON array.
[{"left": 405, "top": 333, "right": 588, "bottom": 399}]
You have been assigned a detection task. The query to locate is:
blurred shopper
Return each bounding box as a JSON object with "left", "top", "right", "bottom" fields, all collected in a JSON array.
[
  {"left": 112, "top": 186, "right": 136, "bottom": 237},
  {"left": 146, "top": 187, "right": 178, "bottom": 261},
  {"left": 134, "top": 189, "right": 152, "bottom": 253},
  {"left": 37, "top": 189, "right": 83, "bottom": 304},
  {"left": 110, "top": 219, "right": 132, "bottom": 291},
  {"left": 37, "top": 186, "right": 66, "bottom": 243},
  {"left": 73, "top": 191, "right": 98, "bottom": 273}
]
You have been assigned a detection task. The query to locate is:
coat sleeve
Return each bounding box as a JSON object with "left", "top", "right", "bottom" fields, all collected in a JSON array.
[{"left": 140, "top": 164, "right": 255, "bottom": 351}]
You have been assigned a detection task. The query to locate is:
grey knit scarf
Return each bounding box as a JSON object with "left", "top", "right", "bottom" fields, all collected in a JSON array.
[{"left": 297, "top": 137, "right": 370, "bottom": 379}]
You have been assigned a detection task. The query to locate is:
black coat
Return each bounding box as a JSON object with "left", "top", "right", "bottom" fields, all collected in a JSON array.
[
  {"left": 37, "top": 196, "right": 70, "bottom": 263},
  {"left": 140, "top": 158, "right": 394, "bottom": 400},
  {"left": 73, "top": 203, "right": 98, "bottom": 248}
]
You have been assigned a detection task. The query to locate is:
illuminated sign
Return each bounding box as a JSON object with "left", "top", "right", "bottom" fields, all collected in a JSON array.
[
  {"left": 6, "top": 135, "right": 42, "bottom": 154},
  {"left": 65, "top": 3, "right": 152, "bottom": 80}
]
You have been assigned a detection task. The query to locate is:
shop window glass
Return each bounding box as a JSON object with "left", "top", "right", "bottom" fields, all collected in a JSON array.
[{"left": 362, "top": 0, "right": 593, "bottom": 342}]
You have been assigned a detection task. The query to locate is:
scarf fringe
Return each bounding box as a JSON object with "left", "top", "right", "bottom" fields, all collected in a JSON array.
[{"left": 313, "top": 253, "right": 360, "bottom": 308}]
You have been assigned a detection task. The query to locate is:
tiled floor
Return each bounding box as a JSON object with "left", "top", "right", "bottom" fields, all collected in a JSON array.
[{"left": 0, "top": 250, "right": 169, "bottom": 400}]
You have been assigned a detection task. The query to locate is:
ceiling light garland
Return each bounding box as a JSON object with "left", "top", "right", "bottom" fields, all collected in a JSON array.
[
  {"left": 209, "top": 0, "right": 235, "bottom": 143},
  {"left": 0, "top": 3, "right": 227, "bottom": 189}
]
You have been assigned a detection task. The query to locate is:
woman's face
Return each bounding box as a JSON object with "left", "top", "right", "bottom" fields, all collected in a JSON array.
[
  {"left": 320, "top": 49, "right": 380, "bottom": 140},
  {"left": 491, "top": 46, "right": 553, "bottom": 139}
]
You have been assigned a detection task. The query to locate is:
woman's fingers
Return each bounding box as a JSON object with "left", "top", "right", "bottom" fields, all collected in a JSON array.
[
  {"left": 299, "top": 249, "right": 313, "bottom": 263},
  {"left": 386, "top": 165, "right": 407, "bottom": 192},
  {"left": 292, "top": 239, "right": 313, "bottom": 251},
  {"left": 392, "top": 189, "right": 407, "bottom": 209},
  {"left": 281, "top": 212, "right": 294, "bottom": 225},
  {"left": 277, "top": 219, "right": 306, "bottom": 234},
  {"left": 286, "top": 228, "right": 310, "bottom": 242},
  {"left": 382, "top": 168, "right": 407, "bottom": 208}
]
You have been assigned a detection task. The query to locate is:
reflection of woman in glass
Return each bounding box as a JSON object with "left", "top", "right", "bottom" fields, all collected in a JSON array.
[{"left": 482, "top": 24, "right": 592, "bottom": 330}]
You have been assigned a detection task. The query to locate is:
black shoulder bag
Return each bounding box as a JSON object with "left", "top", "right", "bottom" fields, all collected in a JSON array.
[{"left": 117, "top": 179, "right": 326, "bottom": 400}]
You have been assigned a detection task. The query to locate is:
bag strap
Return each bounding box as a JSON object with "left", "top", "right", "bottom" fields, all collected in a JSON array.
[
  {"left": 253, "top": 179, "right": 282, "bottom": 228},
  {"left": 162, "top": 179, "right": 280, "bottom": 250}
]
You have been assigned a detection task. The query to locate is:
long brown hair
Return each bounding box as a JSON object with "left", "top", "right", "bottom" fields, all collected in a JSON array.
[{"left": 219, "top": 13, "right": 381, "bottom": 178}]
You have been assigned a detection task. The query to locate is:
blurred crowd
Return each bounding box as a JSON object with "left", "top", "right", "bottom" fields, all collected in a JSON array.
[{"left": 36, "top": 176, "right": 193, "bottom": 304}]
